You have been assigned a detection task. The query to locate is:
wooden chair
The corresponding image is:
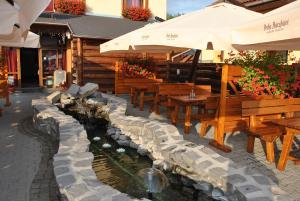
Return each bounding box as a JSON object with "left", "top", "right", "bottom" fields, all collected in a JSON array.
[
  {"left": 242, "top": 98, "right": 300, "bottom": 162},
  {"left": 154, "top": 83, "right": 194, "bottom": 115}
]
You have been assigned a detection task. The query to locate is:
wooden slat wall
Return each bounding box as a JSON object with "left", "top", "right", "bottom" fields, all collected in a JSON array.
[
  {"left": 167, "top": 63, "right": 222, "bottom": 93},
  {"left": 71, "top": 38, "right": 170, "bottom": 92}
]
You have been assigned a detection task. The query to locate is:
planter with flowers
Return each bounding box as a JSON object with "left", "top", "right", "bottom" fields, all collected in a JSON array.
[
  {"left": 226, "top": 51, "right": 300, "bottom": 98},
  {"left": 122, "top": 7, "right": 152, "bottom": 21},
  {"left": 115, "top": 57, "right": 162, "bottom": 94}
]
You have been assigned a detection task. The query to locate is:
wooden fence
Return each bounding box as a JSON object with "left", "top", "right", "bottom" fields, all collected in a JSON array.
[
  {"left": 72, "top": 38, "right": 170, "bottom": 92},
  {"left": 166, "top": 63, "right": 222, "bottom": 93}
]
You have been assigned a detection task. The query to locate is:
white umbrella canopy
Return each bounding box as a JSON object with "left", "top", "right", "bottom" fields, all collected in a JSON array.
[
  {"left": 100, "top": 22, "right": 187, "bottom": 54},
  {"left": 132, "top": 3, "right": 262, "bottom": 52},
  {"left": 0, "top": 31, "right": 40, "bottom": 48},
  {"left": 232, "top": 0, "right": 300, "bottom": 50},
  {"left": 100, "top": 23, "right": 157, "bottom": 54},
  {"left": 0, "top": 0, "right": 51, "bottom": 37}
]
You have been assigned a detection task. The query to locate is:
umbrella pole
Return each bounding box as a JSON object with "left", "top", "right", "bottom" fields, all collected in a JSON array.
[{"left": 189, "top": 50, "right": 201, "bottom": 82}]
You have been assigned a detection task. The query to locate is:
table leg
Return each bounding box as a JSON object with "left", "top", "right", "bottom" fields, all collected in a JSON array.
[
  {"left": 277, "top": 130, "right": 294, "bottom": 171},
  {"left": 172, "top": 104, "right": 179, "bottom": 126},
  {"left": 139, "top": 91, "right": 145, "bottom": 111},
  {"left": 130, "top": 88, "right": 134, "bottom": 104},
  {"left": 184, "top": 105, "right": 192, "bottom": 134},
  {"left": 133, "top": 90, "right": 138, "bottom": 108}
]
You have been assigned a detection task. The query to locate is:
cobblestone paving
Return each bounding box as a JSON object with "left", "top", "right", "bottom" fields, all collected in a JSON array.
[
  {"left": 0, "top": 92, "right": 60, "bottom": 201},
  {"left": 123, "top": 95, "right": 300, "bottom": 201},
  {"left": 19, "top": 117, "right": 60, "bottom": 201}
]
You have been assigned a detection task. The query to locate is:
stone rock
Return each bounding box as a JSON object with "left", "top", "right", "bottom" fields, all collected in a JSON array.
[
  {"left": 193, "top": 181, "right": 213, "bottom": 194},
  {"left": 79, "top": 83, "right": 99, "bottom": 98},
  {"left": 117, "top": 140, "right": 130, "bottom": 146},
  {"left": 181, "top": 176, "right": 195, "bottom": 187},
  {"left": 137, "top": 146, "right": 149, "bottom": 156},
  {"left": 107, "top": 127, "right": 116, "bottom": 136},
  {"left": 60, "top": 93, "right": 75, "bottom": 108},
  {"left": 47, "top": 91, "right": 62, "bottom": 104},
  {"left": 67, "top": 84, "right": 80, "bottom": 96},
  {"left": 119, "top": 135, "right": 129, "bottom": 141},
  {"left": 56, "top": 174, "right": 76, "bottom": 188},
  {"left": 212, "top": 187, "right": 225, "bottom": 199},
  {"left": 129, "top": 141, "right": 139, "bottom": 149}
]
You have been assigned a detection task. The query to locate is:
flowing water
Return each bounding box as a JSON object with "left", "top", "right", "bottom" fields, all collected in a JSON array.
[{"left": 88, "top": 126, "right": 214, "bottom": 201}]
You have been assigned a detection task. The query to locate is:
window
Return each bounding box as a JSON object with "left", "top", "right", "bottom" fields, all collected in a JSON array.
[{"left": 123, "top": 0, "right": 144, "bottom": 9}]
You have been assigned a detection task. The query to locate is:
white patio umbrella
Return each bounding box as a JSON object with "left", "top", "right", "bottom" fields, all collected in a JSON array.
[
  {"left": 132, "top": 3, "right": 262, "bottom": 52},
  {"left": 232, "top": 0, "right": 300, "bottom": 50},
  {"left": 0, "top": 0, "right": 51, "bottom": 37},
  {"left": 0, "top": 31, "right": 40, "bottom": 48}
]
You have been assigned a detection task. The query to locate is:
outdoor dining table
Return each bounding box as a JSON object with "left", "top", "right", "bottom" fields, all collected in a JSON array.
[
  {"left": 270, "top": 117, "right": 300, "bottom": 171},
  {"left": 130, "top": 85, "right": 156, "bottom": 111},
  {"left": 170, "top": 94, "right": 219, "bottom": 134}
]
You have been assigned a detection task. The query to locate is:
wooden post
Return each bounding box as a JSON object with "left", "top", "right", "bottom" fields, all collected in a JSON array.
[
  {"left": 209, "top": 64, "right": 232, "bottom": 152},
  {"left": 190, "top": 50, "right": 201, "bottom": 82},
  {"left": 16, "top": 48, "right": 21, "bottom": 88},
  {"left": 77, "top": 38, "right": 83, "bottom": 86},
  {"left": 38, "top": 48, "right": 43, "bottom": 87},
  {"left": 66, "top": 40, "right": 72, "bottom": 86},
  {"left": 115, "top": 61, "right": 120, "bottom": 95},
  {"left": 145, "top": 0, "right": 149, "bottom": 9}
]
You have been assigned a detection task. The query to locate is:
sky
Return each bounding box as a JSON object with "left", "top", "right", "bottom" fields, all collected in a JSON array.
[{"left": 167, "top": 0, "right": 215, "bottom": 15}]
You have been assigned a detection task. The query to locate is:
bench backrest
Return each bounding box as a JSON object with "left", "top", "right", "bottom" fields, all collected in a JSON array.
[
  {"left": 222, "top": 96, "right": 251, "bottom": 133},
  {"left": 242, "top": 98, "right": 300, "bottom": 117},
  {"left": 156, "top": 83, "right": 194, "bottom": 96}
]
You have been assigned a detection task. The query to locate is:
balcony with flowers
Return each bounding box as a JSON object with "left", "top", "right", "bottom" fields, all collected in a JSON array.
[
  {"left": 53, "top": 0, "right": 86, "bottom": 15},
  {"left": 122, "top": 0, "right": 152, "bottom": 21}
]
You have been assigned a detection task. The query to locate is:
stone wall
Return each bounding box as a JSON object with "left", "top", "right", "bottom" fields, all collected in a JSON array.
[{"left": 33, "top": 93, "right": 296, "bottom": 201}]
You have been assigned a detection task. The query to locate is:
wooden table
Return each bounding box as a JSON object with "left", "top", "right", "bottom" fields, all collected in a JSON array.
[
  {"left": 130, "top": 85, "right": 155, "bottom": 111},
  {"left": 170, "top": 94, "right": 217, "bottom": 134},
  {"left": 271, "top": 117, "right": 300, "bottom": 171}
]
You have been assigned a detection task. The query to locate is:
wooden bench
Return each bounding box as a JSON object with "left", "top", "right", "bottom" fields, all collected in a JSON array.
[
  {"left": 242, "top": 98, "right": 300, "bottom": 162},
  {"left": 200, "top": 96, "right": 250, "bottom": 152}
]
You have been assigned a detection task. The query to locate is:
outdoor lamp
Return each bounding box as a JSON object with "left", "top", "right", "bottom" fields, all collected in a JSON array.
[{"left": 66, "top": 31, "right": 71, "bottom": 39}]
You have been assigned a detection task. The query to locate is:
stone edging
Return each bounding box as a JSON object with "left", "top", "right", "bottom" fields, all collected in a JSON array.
[
  {"left": 32, "top": 99, "right": 148, "bottom": 201},
  {"left": 33, "top": 93, "right": 295, "bottom": 201}
]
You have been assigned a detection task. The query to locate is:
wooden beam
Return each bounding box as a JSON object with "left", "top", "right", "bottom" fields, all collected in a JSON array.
[
  {"left": 38, "top": 48, "right": 43, "bottom": 87},
  {"left": 66, "top": 40, "right": 72, "bottom": 86},
  {"left": 190, "top": 50, "right": 201, "bottom": 82},
  {"left": 77, "top": 38, "right": 83, "bottom": 85},
  {"left": 16, "top": 48, "right": 21, "bottom": 88}
]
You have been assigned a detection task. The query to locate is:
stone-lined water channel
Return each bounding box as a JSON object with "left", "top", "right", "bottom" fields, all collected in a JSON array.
[{"left": 80, "top": 122, "right": 215, "bottom": 201}]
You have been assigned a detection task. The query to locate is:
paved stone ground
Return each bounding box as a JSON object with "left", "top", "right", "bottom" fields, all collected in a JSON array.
[
  {"left": 123, "top": 94, "right": 300, "bottom": 201},
  {"left": 0, "top": 92, "right": 60, "bottom": 201}
]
